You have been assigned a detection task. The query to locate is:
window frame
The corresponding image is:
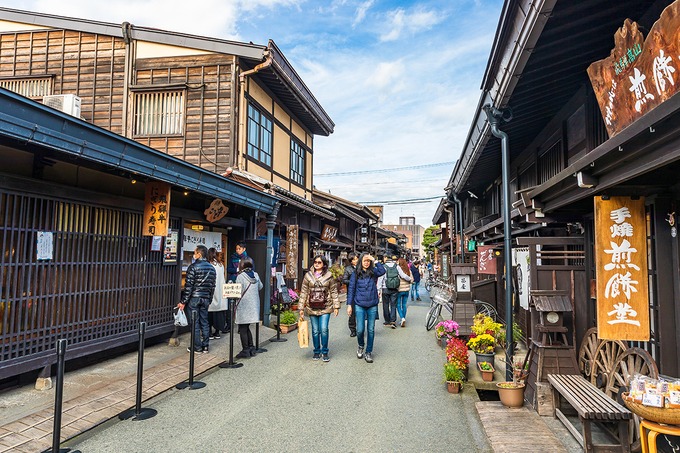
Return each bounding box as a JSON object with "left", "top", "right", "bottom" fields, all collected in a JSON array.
[
  {"left": 132, "top": 89, "right": 186, "bottom": 138},
  {"left": 290, "top": 139, "right": 306, "bottom": 186},
  {"left": 246, "top": 103, "right": 273, "bottom": 167}
]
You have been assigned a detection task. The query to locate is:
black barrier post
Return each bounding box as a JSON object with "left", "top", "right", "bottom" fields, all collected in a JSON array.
[
  {"left": 42, "top": 339, "right": 78, "bottom": 453},
  {"left": 270, "top": 295, "right": 287, "bottom": 343},
  {"left": 219, "top": 298, "right": 244, "bottom": 368},
  {"left": 120, "top": 322, "right": 158, "bottom": 420},
  {"left": 254, "top": 323, "right": 267, "bottom": 353},
  {"left": 176, "top": 310, "right": 206, "bottom": 389}
]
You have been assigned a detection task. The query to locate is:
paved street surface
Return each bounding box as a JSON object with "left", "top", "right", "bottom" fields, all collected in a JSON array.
[{"left": 69, "top": 294, "right": 491, "bottom": 453}]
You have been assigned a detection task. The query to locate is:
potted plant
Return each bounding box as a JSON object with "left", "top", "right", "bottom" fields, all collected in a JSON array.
[
  {"left": 467, "top": 333, "right": 496, "bottom": 365},
  {"left": 496, "top": 353, "right": 528, "bottom": 407},
  {"left": 435, "top": 319, "right": 459, "bottom": 346},
  {"left": 445, "top": 337, "right": 469, "bottom": 379},
  {"left": 478, "top": 361, "right": 495, "bottom": 382},
  {"left": 443, "top": 363, "right": 465, "bottom": 394},
  {"left": 276, "top": 310, "right": 298, "bottom": 334},
  {"left": 471, "top": 313, "right": 503, "bottom": 347},
  {"left": 329, "top": 263, "right": 345, "bottom": 292},
  {"left": 288, "top": 288, "right": 300, "bottom": 311}
]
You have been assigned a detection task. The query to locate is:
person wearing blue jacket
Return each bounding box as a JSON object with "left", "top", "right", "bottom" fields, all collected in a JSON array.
[{"left": 346, "top": 253, "right": 385, "bottom": 363}]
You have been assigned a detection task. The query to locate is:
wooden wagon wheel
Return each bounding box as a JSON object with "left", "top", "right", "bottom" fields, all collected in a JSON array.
[
  {"left": 590, "top": 339, "right": 628, "bottom": 390},
  {"left": 578, "top": 327, "right": 600, "bottom": 379},
  {"left": 606, "top": 348, "right": 659, "bottom": 452}
]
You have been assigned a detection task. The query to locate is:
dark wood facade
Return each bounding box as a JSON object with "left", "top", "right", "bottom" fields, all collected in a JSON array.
[{"left": 440, "top": 0, "right": 680, "bottom": 377}]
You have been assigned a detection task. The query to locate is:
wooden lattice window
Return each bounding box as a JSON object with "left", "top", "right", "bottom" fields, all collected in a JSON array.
[
  {"left": 0, "top": 77, "right": 52, "bottom": 98},
  {"left": 133, "top": 90, "right": 185, "bottom": 136}
]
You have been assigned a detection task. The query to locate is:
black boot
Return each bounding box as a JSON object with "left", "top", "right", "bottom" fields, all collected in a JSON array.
[
  {"left": 235, "top": 350, "right": 250, "bottom": 359},
  {"left": 249, "top": 346, "right": 257, "bottom": 357}
]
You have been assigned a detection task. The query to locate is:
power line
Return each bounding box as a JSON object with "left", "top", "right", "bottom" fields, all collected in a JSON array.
[
  {"left": 315, "top": 161, "right": 455, "bottom": 177},
  {"left": 357, "top": 195, "right": 442, "bottom": 205}
]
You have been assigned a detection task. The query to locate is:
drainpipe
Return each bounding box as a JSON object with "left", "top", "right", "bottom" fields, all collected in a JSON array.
[
  {"left": 263, "top": 202, "right": 281, "bottom": 326},
  {"left": 483, "top": 104, "right": 514, "bottom": 382},
  {"left": 121, "top": 22, "right": 133, "bottom": 137},
  {"left": 443, "top": 205, "right": 455, "bottom": 276},
  {"left": 451, "top": 193, "right": 464, "bottom": 264}
]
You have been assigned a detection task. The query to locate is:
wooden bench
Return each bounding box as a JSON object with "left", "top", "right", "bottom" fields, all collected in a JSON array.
[{"left": 547, "top": 374, "right": 632, "bottom": 453}]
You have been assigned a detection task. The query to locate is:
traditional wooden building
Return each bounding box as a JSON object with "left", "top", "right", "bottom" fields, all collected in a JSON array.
[
  {"left": 0, "top": 88, "right": 279, "bottom": 380},
  {"left": 441, "top": 0, "right": 680, "bottom": 381}
]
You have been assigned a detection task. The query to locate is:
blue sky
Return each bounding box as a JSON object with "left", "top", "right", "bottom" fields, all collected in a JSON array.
[{"left": 4, "top": 0, "right": 504, "bottom": 225}]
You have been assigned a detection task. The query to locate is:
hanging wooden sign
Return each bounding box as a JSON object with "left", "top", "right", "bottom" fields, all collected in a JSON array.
[
  {"left": 320, "top": 224, "right": 338, "bottom": 242},
  {"left": 286, "top": 225, "right": 298, "bottom": 279},
  {"left": 143, "top": 182, "right": 171, "bottom": 236},
  {"left": 477, "top": 245, "right": 496, "bottom": 275},
  {"left": 588, "top": 1, "right": 680, "bottom": 138},
  {"left": 594, "top": 196, "right": 649, "bottom": 341}
]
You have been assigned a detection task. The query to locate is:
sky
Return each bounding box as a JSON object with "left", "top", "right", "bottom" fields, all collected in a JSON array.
[{"left": 3, "top": 0, "right": 504, "bottom": 226}]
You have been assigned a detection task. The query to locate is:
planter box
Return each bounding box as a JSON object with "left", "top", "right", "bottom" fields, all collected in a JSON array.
[
  {"left": 275, "top": 323, "right": 297, "bottom": 334},
  {"left": 446, "top": 381, "right": 462, "bottom": 394},
  {"left": 478, "top": 362, "right": 495, "bottom": 382},
  {"left": 475, "top": 352, "right": 495, "bottom": 366}
]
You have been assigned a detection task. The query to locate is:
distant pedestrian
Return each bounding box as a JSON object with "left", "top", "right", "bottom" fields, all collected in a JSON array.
[
  {"left": 381, "top": 255, "right": 400, "bottom": 328},
  {"left": 347, "top": 253, "right": 385, "bottom": 363},
  {"left": 234, "top": 257, "right": 263, "bottom": 359},
  {"left": 177, "top": 245, "right": 216, "bottom": 353},
  {"left": 396, "top": 258, "right": 413, "bottom": 327},
  {"left": 410, "top": 260, "right": 422, "bottom": 302},
  {"left": 342, "top": 252, "right": 359, "bottom": 337},
  {"left": 298, "top": 255, "right": 339, "bottom": 362},
  {"left": 207, "top": 248, "right": 228, "bottom": 339},
  {"left": 227, "top": 241, "right": 248, "bottom": 283}
]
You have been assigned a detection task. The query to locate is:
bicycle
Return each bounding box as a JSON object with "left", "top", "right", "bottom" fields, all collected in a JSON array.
[{"left": 425, "top": 296, "right": 500, "bottom": 331}]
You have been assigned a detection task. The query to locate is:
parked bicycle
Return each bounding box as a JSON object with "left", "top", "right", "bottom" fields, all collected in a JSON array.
[{"left": 425, "top": 295, "right": 499, "bottom": 331}]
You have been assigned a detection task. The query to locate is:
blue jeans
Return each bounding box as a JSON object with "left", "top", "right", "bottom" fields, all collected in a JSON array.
[
  {"left": 396, "top": 291, "right": 409, "bottom": 320},
  {"left": 410, "top": 281, "right": 420, "bottom": 299},
  {"left": 309, "top": 313, "right": 330, "bottom": 355},
  {"left": 355, "top": 305, "right": 378, "bottom": 353},
  {"left": 188, "top": 297, "right": 210, "bottom": 350}
]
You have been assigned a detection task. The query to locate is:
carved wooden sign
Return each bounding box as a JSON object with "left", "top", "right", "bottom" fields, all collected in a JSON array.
[
  {"left": 320, "top": 224, "right": 338, "bottom": 242},
  {"left": 594, "top": 196, "right": 649, "bottom": 341},
  {"left": 588, "top": 1, "right": 680, "bottom": 137},
  {"left": 477, "top": 245, "right": 496, "bottom": 275},
  {"left": 143, "top": 182, "right": 170, "bottom": 236},
  {"left": 286, "top": 225, "right": 298, "bottom": 279}
]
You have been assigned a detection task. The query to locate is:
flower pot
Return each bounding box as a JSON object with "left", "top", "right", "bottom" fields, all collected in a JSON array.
[
  {"left": 475, "top": 352, "right": 495, "bottom": 366},
  {"left": 478, "top": 363, "right": 495, "bottom": 382},
  {"left": 446, "top": 381, "right": 462, "bottom": 394},
  {"left": 276, "top": 323, "right": 297, "bottom": 334},
  {"left": 290, "top": 303, "right": 298, "bottom": 311},
  {"left": 496, "top": 382, "right": 525, "bottom": 408}
]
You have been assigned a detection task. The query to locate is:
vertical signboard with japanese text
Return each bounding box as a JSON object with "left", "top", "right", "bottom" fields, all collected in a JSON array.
[
  {"left": 477, "top": 246, "right": 496, "bottom": 275},
  {"left": 143, "top": 182, "right": 171, "bottom": 236},
  {"left": 286, "top": 225, "right": 298, "bottom": 279},
  {"left": 595, "top": 196, "right": 649, "bottom": 340}
]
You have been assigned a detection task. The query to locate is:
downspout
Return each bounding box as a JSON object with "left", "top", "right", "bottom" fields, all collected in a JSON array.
[
  {"left": 443, "top": 205, "right": 454, "bottom": 276},
  {"left": 121, "top": 22, "right": 133, "bottom": 138},
  {"left": 483, "top": 104, "right": 514, "bottom": 382},
  {"left": 451, "top": 193, "right": 463, "bottom": 264}
]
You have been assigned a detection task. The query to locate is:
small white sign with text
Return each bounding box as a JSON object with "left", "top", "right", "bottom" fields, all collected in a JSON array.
[{"left": 223, "top": 283, "right": 242, "bottom": 299}]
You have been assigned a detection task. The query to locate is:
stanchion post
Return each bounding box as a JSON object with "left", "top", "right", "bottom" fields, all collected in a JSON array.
[
  {"left": 176, "top": 310, "right": 206, "bottom": 389},
  {"left": 270, "top": 293, "right": 287, "bottom": 342},
  {"left": 255, "top": 323, "right": 267, "bottom": 353},
  {"left": 219, "top": 298, "right": 244, "bottom": 368},
  {"left": 120, "top": 322, "right": 157, "bottom": 420}
]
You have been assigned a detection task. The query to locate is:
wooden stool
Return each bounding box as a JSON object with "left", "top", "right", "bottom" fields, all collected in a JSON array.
[{"left": 639, "top": 419, "right": 680, "bottom": 453}]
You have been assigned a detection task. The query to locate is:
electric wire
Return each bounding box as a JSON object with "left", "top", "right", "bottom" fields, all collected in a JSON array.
[{"left": 315, "top": 161, "right": 455, "bottom": 177}]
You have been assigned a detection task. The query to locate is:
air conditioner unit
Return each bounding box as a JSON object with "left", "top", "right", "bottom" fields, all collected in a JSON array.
[{"left": 43, "top": 94, "right": 82, "bottom": 117}]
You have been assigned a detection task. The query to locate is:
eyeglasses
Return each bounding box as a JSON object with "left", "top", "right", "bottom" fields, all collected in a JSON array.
[{"left": 314, "top": 260, "right": 323, "bottom": 264}]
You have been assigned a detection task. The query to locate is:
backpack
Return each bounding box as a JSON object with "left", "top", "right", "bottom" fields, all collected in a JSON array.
[{"left": 385, "top": 264, "right": 400, "bottom": 290}]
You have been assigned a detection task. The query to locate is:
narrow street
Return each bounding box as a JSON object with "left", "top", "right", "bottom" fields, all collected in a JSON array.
[{"left": 68, "top": 294, "right": 490, "bottom": 452}]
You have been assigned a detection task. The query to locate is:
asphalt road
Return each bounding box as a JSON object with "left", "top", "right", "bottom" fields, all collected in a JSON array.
[{"left": 69, "top": 293, "right": 491, "bottom": 453}]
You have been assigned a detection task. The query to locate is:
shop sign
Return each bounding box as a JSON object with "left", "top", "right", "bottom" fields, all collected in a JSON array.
[
  {"left": 143, "top": 182, "right": 171, "bottom": 236},
  {"left": 588, "top": 2, "right": 680, "bottom": 137},
  {"left": 477, "top": 245, "right": 496, "bottom": 275},
  {"left": 204, "top": 199, "right": 229, "bottom": 223},
  {"left": 164, "top": 229, "right": 179, "bottom": 264},
  {"left": 286, "top": 225, "right": 298, "bottom": 279},
  {"left": 182, "top": 228, "right": 222, "bottom": 252},
  {"left": 594, "top": 196, "right": 649, "bottom": 340},
  {"left": 321, "top": 224, "right": 338, "bottom": 242}
]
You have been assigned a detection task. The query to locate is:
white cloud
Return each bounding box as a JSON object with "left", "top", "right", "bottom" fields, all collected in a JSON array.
[
  {"left": 379, "top": 6, "right": 444, "bottom": 42},
  {"left": 352, "top": 0, "right": 374, "bottom": 28}
]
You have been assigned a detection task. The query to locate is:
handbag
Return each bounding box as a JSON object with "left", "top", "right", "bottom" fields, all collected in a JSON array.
[
  {"left": 308, "top": 283, "right": 327, "bottom": 310},
  {"left": 297, "top": 319, "right": 309, "bottom": 348},
  {"left": 174, "top": 308, "right": 188, "bottom": 327}
]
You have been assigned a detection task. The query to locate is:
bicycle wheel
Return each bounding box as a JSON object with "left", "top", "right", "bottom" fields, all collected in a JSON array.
[
  {"left": 425, "top": 303, "right": 442, "bottom": 331},
  {"left": 474, "top": 300, "right": 498, "bottom": 321},
  {"left": 425, "top": 280, "right": 432, "bottom": 292}
]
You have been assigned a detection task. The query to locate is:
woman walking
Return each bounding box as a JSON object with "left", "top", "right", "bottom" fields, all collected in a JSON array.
[
  {"left": 234, "top": 257, "right": 263, "bottom": 359},
  {"left": 396, "top": 258, "right": 413, "bottom": 327},
  {"left": 207, "top": 248, "right": 228, "bottom": 339},
  {"left": 298, "top": 255, "right": 339, "bottom": 362},
  {"left": 347, "top": 253, "right": 385, "bottom": 363},
  {"left": 342, "top": 252, "right": 359, "bottom": 337}
]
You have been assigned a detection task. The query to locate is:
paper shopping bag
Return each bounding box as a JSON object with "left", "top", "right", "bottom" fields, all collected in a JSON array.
[{"left": 297, "top": 319, "right": 309, "bottom": 348}]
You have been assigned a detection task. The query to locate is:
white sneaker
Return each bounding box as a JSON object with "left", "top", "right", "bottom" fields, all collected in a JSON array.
[{"left": 401, "top": 319, "right": 406, "bottom": 327}]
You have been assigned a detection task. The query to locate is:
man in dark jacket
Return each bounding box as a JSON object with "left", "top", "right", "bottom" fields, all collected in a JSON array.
[
  {"left": 227, "top": 241, "right": 248, "bottom": 282},
  {"left": 342, "top": 252, "right": 359, "bottom": 337},
  {"left": 410, "top": 260, "right": 421, "bottom": 301},
  {"left": 178, "top": 245, "right": 216, "bottom": 353}
]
